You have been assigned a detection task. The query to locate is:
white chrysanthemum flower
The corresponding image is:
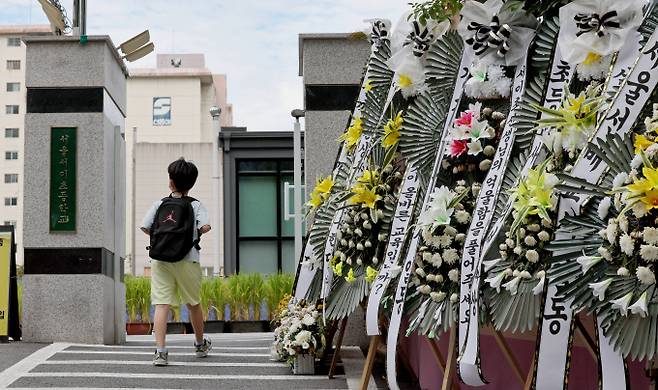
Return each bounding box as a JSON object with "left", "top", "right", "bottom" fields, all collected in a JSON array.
[
  {"left": 527, "top": 224, "right": 541, "bottom": 232},
  {"left": 447, "top": 269, "right": 459, "bottom": 282},
  {"left": 526, "top": 249, "right": 539, "bottom": 263},
  {"left": 450, "top": 293, "right": 459, "bottom": 303},
  {"left": 416, "top": 268, "right": 427, "bottom": 278},
  {"left": 524, "top": 236, "right": 537, "bottom": 247},
  {"left": 644, "top": 227, "right": 658, "bottom": 245},
  {"left": 443, "top": 249, "right": 459, "bottom": 265},
  {"left": 302, "top": 314, "right": 315, "bottom": 326},
  {"left": 629, "top": 291, "right": 649, "bottom": 318},
  {"left": 619, "top": 234, "right": 635, "bottom": 256},
  {"left": 589, "top": 278, "right": 613, "bottom": 301},
  {"left": 610, "top": 292, "right": 634, "bottom": 316},
  {"left": 617, "top": 267, "right": 630, "bottom": 276},
  {"left": 513, "top": 246, "right": 524, "bottom": 255},
  {"left": 618, "top": 215, "right": 629, "bottom": 233},
  {"left": 430, "top": 291, "right": 447, "bottom": 303},
  {"left": 437, "top": 235, "right": 453, "bottom": 248},
  {"left": 577, "top": 255, "right": 603, "bottom": 274},
  {"left": 422, "top": 252, "right": 432, "bottom": 262},
  {"left": 444, "top": 226, "right": 458, "bottom": 237},
  {"left": 636, "top": 266, "right": 656, "bottom": 285},
  {"left": 597, "top": 197, "right": 612, "bottom": 219},
  {"left": 455, "top": 233, "right": 466, "bottom": 242},
  {"left": 485, "top": 271, "right": 506, "bottom": 292},
  {"left": 613, "top": 172, "right": 629, "bottom": 188},
  {"left": 641, "top": 245, "right": 658, "bottom": 262},
  {"left": 455, "top": 210, "right": 471, "bottom": 224},
  {"left": 431, "top": 253, "right": 443, "bottom": 267},
  {"left": 418, "top": 284, "right": 432, "bottom": 294},
  {"left": 505, "top": 238, "right": 515, "bottom": 248},
  {"left": 632, "top": 202, "right": 648, "bottom": 218},
  {"left": 606, "top": 221, "right": 618, "bottom": 244},
  {"left": 538, "top": 231, "right": 550, "bottom": 242},
  {"left": 598, "top": 247, "right": 613, "bottom": 261}
]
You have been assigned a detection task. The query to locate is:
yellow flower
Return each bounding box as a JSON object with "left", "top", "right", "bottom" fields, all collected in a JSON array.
[
  {"left": 345, "top": 268, "right": 356, "bottom": 283},
  {"left": 364, "top": 80, "right": 373, "bottom": 92},
  {"left": 382, "top": 111, "right": 404, "bottom": 149},
  {"left": 626, "top": 166, "right": 658, "bottom": 211},
  {"left": 582, "top": 52, "right": 602, "bottom": 65},
  {"left": 357, "top": 170, "right": 379, "bottom": 185},
  {"left": 339, "top": 117, "right": 363, "bottom": 150},
  {"left": 365, "top": 266, "right": 378, "bottom": 283},
  {"left": 641, "top": 189, "right": 658, "bottom": 210},
  {"left": 564, "top": 93, "right": 586, "bottom": 116},
  {"left": 634, "top": 134, "right": 655, "bottom": 154},
  {"left": 306, "top": 176, "right": 335, "bottom": 209},
  {"left": 350, "top": 185, "right": 381, "bottom": 209},
  {"left": 398, "top": 74, "right": 413, "bottom": 89},
  {"left": 332, "top": 261, "right": 344, "bottom": 276},
  {"left": 307, "top": 191, "right": 324, "bottom": 208}
]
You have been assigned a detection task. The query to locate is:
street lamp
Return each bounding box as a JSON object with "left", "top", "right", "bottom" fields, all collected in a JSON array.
[
  {"left": 210, "top": 106, "right": 222, "bottom": 276},
  {"left": 291, "top": 109, "right": 305, "bottom": 264}
]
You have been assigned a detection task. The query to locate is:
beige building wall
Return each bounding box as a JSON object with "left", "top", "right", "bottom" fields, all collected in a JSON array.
[
  {"left": 0, "top": 25, "right": 51, "bottom": 266},
  {"left": 125, "top": 53, "right": 232, "bottom": 276}
]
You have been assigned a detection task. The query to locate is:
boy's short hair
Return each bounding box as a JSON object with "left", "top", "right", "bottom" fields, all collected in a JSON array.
[{"left": 168, "top": 157, "right": 198, "bottom": 192}]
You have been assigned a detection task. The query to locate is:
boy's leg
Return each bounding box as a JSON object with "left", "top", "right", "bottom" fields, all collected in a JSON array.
[
  {"left": 154, "top": 304, "right": 170, "bottom": 349},
  {"left": 187, "top": 303, "right": 204, "bottom": 344}
]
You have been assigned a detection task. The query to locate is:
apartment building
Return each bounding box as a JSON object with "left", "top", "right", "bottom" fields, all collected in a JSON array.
[{"left": 0, "top": 25, "right": 51, "bottom": 265}]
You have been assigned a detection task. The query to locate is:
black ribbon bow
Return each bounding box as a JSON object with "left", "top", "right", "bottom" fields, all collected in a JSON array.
[
  {"left": 403, "top": 21, "right": 435, "bottom": 57},
  {"left": 370, "top": 20, "right": 389, "bottom": 47},
  {"left": 574, "top": 11, "right": 620, "bottom": 37},
  {"left": 465, "top": 15, "right": 512, "bottom": 58}
]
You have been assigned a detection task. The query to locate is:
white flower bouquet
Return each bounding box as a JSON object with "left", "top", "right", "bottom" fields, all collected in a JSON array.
[{"left": 271, "top": 300, "right": 325, "bottom": 366}]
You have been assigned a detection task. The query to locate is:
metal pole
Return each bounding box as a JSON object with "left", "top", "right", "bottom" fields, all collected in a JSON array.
[
  {"left": 79, "top": 0, "right": 87, "bottom": 36},
  {"left": 131, "top": 126, "right": 137, "bottom": 275},
  {"left": 291, "top": 110, "right": 305, "bottom": 265},
  {"left": 210, "top": 108, "right": 222, "bottom": 276},
  {"left": 72, "top": 0, "right": 80, "bottom": 35}
]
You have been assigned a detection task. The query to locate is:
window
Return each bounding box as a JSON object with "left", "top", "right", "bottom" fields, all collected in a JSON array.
[
  {"left": 5, "top": 151, "right": 18, "bottom": 160},
  {"left": 4, "top": 198, "right": 17, "bottom": 206},
  {"left": 4, "top": 174, "right": 18, "bottom": 183},
  {"left": 6, "top": 83, "right": 20, "bottom": 92},
  {"left": 7, "top": 37, "right": 21, "bottom": 47},
  {"left": 3, "top": 221, "right": 16, "bottom": 226},
  {"left": 5, "top": 105, "right": 19, "bottom": 114},
  {"left": 236, "top": 159, "right": 304, "bottom": 274},
  {"left": 5, "top": 128, "right": 18, "bottom": 138},
  {"left": 6, "top": 60, "right": 20, "bottom": 70}
]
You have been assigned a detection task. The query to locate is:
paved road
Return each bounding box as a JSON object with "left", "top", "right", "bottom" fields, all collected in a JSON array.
[{"left": 0, "top": 333, "right": 353, "bottom": 389}]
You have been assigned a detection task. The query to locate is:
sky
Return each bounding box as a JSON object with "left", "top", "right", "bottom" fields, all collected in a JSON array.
[{"left": 2, "top": 0, "right": 410, "bottom": 131}]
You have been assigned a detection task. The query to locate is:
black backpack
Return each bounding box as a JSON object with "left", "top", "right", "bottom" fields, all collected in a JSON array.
[{"left": 148, "top": 194, "right": 200, "bottom": 262}]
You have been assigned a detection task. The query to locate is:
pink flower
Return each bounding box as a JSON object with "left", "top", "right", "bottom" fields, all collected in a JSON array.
[
  {"left": 455, "top": 111, "right": 473, "bottom": 128},
  {"left": 450, "top": 140, "right": 469, "bottom": 157}
]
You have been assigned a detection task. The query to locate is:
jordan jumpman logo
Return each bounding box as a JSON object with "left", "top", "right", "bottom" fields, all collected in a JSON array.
[{"left": 162, "top": 210, "right": 177, "bottom": 224}]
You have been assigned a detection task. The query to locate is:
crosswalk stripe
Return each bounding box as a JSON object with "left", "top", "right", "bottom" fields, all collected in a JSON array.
[
  {"left": 39, "top": 360, "right": 288, "bottom": 367},
  {"left": 24, "top": 372, "right": 333, "bottom": 380},
  {"left": 56, "top": 350, "right": 270, "bottom": 357},
  {"left": 65, "top": 345, "right": 269, "bottom": 351},
  {"left": 0, "top": 343, "right": 70, "bottom": 388}
]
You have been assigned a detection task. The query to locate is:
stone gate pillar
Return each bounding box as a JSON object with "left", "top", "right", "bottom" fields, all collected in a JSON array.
[{"left": 22, "top": 35, "right": 127, "bottom": 344}]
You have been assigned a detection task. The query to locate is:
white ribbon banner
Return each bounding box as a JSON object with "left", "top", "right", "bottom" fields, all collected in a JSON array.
[
  {"left": 295, "top": 27, "right": 388, "bottom": 301},
  {"left": 597, "top": 315, "right": 630, "bottom": 390},
  {"left": 534, "top": 31, "right": 644, "bottom": 390},
  {"left": 366, "top": 166, "right": 419, "bottom": 335},
  {"left": 385, "top": 48, "right": 473, "bottom": 390},
  {"left": 458, "top": 57, "right": 531, "bottom": 386}
]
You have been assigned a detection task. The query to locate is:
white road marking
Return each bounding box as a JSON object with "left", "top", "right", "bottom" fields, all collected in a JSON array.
[
  {"left": 56, "top": 350, "right": 270, "bottom": 357},
  {"left": 66, "top": 345, "right": 269, "bottom": 351},
  {"left": 40, "top": 359, "right": 288, "bottom": 367},
  {"left": 0, "top": 342, "right": 70, "bottom": 388},
  {"left": 24, "top": 372, "right": 332, "bottom": 380}
]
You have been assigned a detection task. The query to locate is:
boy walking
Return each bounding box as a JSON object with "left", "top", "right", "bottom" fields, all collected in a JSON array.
[{"left": 141, "top": 157, "right": 212, "bottom": 366}]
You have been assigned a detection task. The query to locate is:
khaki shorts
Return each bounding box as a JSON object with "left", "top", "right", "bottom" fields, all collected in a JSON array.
[{"left": 151, "top": 260, "right": 202, "bottom": 306}]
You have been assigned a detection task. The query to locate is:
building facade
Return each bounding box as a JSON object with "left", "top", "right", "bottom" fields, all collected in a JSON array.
[
  {"left": 0, "top": 25, "right": 51, "bottom": 266},
  {"left": 126, "top": 53, "right": 233, "bottom": 276}
]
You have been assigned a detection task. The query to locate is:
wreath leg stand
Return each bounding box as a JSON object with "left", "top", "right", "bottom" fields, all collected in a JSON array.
[
  {"left": 441, "top": 325, "right": 458, "bottom": 390},
  {"left": 359, "top": 335, "right": 380, "bottom": 390},
  {"left": 328, "top": 317, "right": 349, "bottom": 379},
  {"left": 430, "top": 326, "right": 458, "bottom": 390}
]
